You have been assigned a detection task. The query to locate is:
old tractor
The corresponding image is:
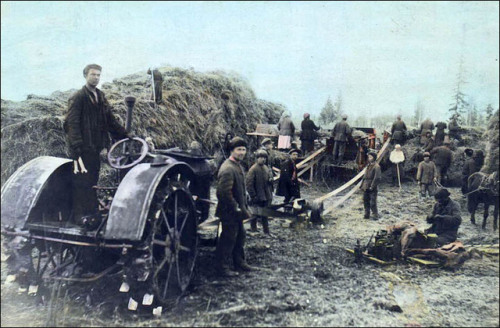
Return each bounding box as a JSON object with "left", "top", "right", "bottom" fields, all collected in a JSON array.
[{"left": 1, "top": 96, "right": 213, "bottom": 311}]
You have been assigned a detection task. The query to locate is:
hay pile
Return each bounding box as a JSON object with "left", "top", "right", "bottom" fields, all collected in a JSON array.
[
  {"left": 481, "top": 109, "right": 499, "bottom": 174},
  {"left": 1, "top": 67, "right": 285, "bottom": 185}
]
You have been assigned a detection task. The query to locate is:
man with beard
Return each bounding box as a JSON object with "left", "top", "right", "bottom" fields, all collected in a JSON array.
[
  {"left": 215, "top": 137, "right": 256, "bottom": 277},
  {"left": 431, "top": 140, "right": 453, "bottom": 185},
  {"left": 425, "top": 188, "right": 462, "bottom": 246}
]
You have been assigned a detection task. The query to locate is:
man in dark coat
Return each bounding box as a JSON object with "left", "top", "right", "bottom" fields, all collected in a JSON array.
[
  {"left": 332, "top": 114, "right": 351, "bottom": 165},
  {"left": 246, "top": 150, "right": 273, "bottom": 234},
  {"left": 147, "top": 67, "right": 163, "bottom": 104},
  {"left": 434, "top": 122, "right": 447, "bottom": 147},
  {"left": 461, "top": 150, "right": 484, "bottom": 194},
  {"left": 215, "top": 137, "right": 256, "bottom": 277},
  {"left": 276, "top": 149, "right": 301, "bottom": 203},
  {"left": 391, "top": 115, "right": 408, "bottom": 146},
  {"left": 300, "top": 113, "right": 320, "bottom": 154},
  {"left": 430, "top": 141, "right": 453, "bottom": 185},
  {"left": 425, "top": 188, "right": 462, "bottom": 246},
  {"left": 422, "top": 131, "right": 435, "bottom": 153},
  {"left": 416, "top": 152, "right": 437, "bottom": 198},
  {"left": 420, "top": 118, "right": 435, "bottom": 145},
  {"left": 361, "top": 152, "right": 382, "bottom": 220},
  {"left": 64, "top": 64, "right": 130, "bottom": 226},
  {"left": 448, "top": 115, "right": 462, "bottom": 142}
]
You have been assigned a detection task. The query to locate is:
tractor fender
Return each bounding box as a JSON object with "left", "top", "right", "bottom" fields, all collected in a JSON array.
[
  {"left": 104, "top": 161, "right": 194, "bottom": 241},
  {"left": 1, "top": 156, "right": 73, "bottom": 230}
]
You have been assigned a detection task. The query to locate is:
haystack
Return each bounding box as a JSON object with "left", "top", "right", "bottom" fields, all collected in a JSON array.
[{"left": 1, "top": 66, "right": 285, "bottom": 185}]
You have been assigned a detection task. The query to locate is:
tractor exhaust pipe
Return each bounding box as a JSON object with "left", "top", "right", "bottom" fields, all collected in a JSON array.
[{"left": 124, "top": 96, "right": 136, "bottom": 133}]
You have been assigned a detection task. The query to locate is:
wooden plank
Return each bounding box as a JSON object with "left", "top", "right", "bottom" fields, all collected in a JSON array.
[
  {"left": 315, "top": 137, "right": 392, "bottom": 203},
  {"left": 323, "top": 180, "right": 362, "bottom": 215},
  {"left": 297, "top": 147, "right": 326, "bottom": 169},
  {"left": 407, "top": 257, "right": 441, "bottom": 267},
  {"left": 298, "top": 156, "right": 322, "bottom": 178}
]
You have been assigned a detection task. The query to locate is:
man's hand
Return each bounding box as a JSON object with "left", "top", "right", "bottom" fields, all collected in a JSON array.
[{"left": 77, "top": 157, "right": 88, "bottom": 173}]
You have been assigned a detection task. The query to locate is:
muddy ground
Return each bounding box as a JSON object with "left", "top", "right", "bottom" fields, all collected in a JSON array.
[{"left": 1, "top": 181, "right": 499, "bottom": 327}]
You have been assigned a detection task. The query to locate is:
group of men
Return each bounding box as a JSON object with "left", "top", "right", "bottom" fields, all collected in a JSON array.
[{"left": 65, "top": 63, "right": 471, "bottom": 280}]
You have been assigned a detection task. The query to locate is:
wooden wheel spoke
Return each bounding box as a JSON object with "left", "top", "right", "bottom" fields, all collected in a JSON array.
[
  {"left": 178, "top": 212, "right": 190, "bottom": 236},
  {"left": 178, "top": 244, "right": 191, "bottom": 253},
  {"left": 174, "top": 192, "right": 178, "bottom": 234},
  {"left": 175, "top": 252, "right": 182, "bottom": 288},
  {"left": 154, "top": 255, "right": 169, "bottom": 278},
  {"left": 160, "top": 208, "right": 175, "bottom": 239},
  {"left": 162, "top": 253, "right": 175, "bottom": 299}
]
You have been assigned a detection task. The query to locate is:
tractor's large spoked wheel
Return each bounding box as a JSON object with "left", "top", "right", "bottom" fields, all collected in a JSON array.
[
  {"left": 149, "top": 184, "right": 198, "bottom": 304},
  {"left": 30, "top": 241, "right": 80, "bottom": 283}
]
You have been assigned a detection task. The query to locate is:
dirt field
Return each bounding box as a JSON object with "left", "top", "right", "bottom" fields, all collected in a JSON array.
[{"left": 1, "top": 181, "right": 499, "bottom": 327}]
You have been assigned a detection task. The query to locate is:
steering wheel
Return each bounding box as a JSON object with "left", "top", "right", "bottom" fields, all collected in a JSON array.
[{"left": 107, "top": 137, "right": 149, "bottom": 169}]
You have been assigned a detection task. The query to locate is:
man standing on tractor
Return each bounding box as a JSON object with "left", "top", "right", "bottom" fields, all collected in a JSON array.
[
  {"left": 64, "top": 64, "right": 131, "bottom": 228},
  {"left": 147, "top": 67, "right": 163, "bottom": 104},
  {"left": 215, "top": 137, "right": 256, "bottom": 277},
  {"left": 332, "top": 114, "right": 351, "bottom": 165}
]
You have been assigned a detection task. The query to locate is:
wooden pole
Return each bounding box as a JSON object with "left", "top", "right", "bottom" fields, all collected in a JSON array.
[{"left": 397, "top": 163, "right": 401, "bottom": 191}]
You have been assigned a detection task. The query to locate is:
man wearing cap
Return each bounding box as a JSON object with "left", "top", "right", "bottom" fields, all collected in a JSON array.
[
  {"left": 246, "top": 150, "right": 273, "bottom": 234},
  {"left": 420, "top": 118, "right": 435, "bottom": 145},
  {"left": 416, "top": 152, "right": 437, "bottom": 199},
  {"left": 261, "top": 138, "right": 276, "bottom": 179},
  {"left": 425, "top": 188, "right": 462, "bottom": 246},
  {"left": 215, "top": 136, "right": 255, "bottom": 277},
  {"left": 64, "top": 64, "right": 130, "bottom": 227},
  {"left": 276, "top": 149, "right": 301, "bottom": 204},
  {"left": 422, "top": 131, "right": 435, "bottom": 153},
  {"left": 300, "top": 113, "right": 320, "bottom": 155},
  {"left": 462, "top": 149, "right": 484, "bottom": 194},
  {"left": 332, "top": 114, "right": 352, "bottom": 165},
  {"left": 391, "top": 115, "right": 408, "bottom": 146},
  {"left": 430, "top": 140, "right": 453, "bottom": 185},
  {"left": 361, "top": 152, "right": 382, "bottom": 220}
]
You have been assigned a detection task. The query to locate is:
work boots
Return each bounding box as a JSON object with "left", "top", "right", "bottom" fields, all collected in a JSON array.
[
  {"left": 234, "top": 262, "right": 258, "bottom": 272},
  {"left": 216, "top": 266, "right": 239, "bottom": 278}
]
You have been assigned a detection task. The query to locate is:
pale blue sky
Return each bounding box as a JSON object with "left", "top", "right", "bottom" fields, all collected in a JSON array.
[{"left": 1, "top": 1, "right": 499, "bottom": 121}]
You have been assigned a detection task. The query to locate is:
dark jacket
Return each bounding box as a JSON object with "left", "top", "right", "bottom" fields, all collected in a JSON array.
[
  {"left": 434, "top": 122, "right": 447, "bottom": 146},
  {"left": 448, "top": 118, "right": 459, "bottom": 132},
  {"left": 64, "top": 86, "right": 128, "bottom": 159},
  {"left": 278, "top": 116, "right": 295, "bottom": 136},
  {"left": 215, "top": 158, "right": 250, "bottom": 220},
  {"left": 276, "top": 158, "right": 300, "bottom": 199},
  {"left": 431, "top": 146, "right": 453, "bottom": 167},
  {"left": 462, "top": 157, "right": 483, "bottom": 180},
  {"left": 420, "top": 119, "right": 434, "bottom": 134},
  {"left": 391, "top": 120, "right": 407, "bottom": 142},
  {"left": 332, "top": 120, "right": 351, "bottom": 142},
  {"left": 246, "top": 163, "right": 273, "bottom": 203},
  {"left": 426, "top": 198, "right": 462, "bottom": 243},
  {"left": 417, "top": 161, "right": 437, "bottom": 184},
  {"left": 300, "top": 118, "right": 320, "bottom": 141},
  {"left": 361, "top": 162, "right": 382, "bottom": 191},
  {"left": 423, "top": 137, "right": 435, "bottom": 152},
  {"left": 147, "top": 68, "right": 163, "bottom": 82}
]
